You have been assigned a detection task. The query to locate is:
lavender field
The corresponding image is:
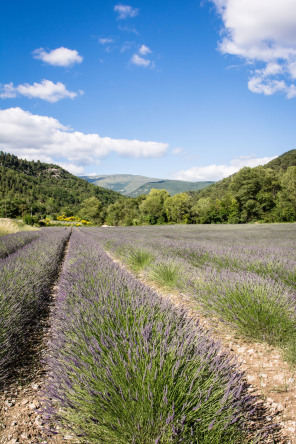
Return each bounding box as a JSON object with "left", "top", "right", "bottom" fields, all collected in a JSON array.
[
  {"left": 1, "top": 223, "right": 295, "bottom": 442},
  {"left": 93, "top": 224, "right": 296, "bottom": 357}
]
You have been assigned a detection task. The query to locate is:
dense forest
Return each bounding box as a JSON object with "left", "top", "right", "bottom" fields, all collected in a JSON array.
[
  {"left": 0, "top": 152, "right": 121, "bottom": 218},
  {"left": 0, "top": 150, "right": 295, "bottom": 224}
]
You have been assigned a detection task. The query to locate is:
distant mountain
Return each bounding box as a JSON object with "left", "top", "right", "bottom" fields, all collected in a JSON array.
[
  {"left": 81, "top": 174, "right": 214, "bottom": 197},
  {"left": 0, "top": 151, "right": 121, "bottom": 218}
]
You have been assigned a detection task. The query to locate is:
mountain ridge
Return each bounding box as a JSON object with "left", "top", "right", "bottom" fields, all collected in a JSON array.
[{"left": 81, "top": 173, "right": 214, "bottom": 196}]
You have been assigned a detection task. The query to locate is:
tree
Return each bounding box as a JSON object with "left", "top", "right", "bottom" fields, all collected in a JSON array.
[
  {"left": 274, "top": 166, "right": 296, "bottom": 221},
  {"left": 139, "top": 189, "right": 170, "bottom": 224},
  {"left": 164, "top": 193, "right": 192, "bottom": 223},
  {"left": 79, "top": 197, "right": 102, "bottom": 223},
  {"left": 191, "top": 198, "right": 212, "bottom": 224}
]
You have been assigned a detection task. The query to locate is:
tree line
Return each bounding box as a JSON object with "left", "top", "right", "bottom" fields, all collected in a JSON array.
[
  {"left": 0, "top": 150, "right": 295, "bottom": 225},
  {"left": 81, "top": 163, "right": 296, "bottom": 225}
]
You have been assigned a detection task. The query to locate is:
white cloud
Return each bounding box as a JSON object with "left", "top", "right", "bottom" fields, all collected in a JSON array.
[
  {"left": 139, "top": 45, "right": 151, "bottom": 56},
  {"left": 0, "top": 80, "right": 80, "bottom": 103},
  {"left": 114, "top": 4, "right": 139, "bottom": 20},
  {"left": 211, "top": 0, "right": 296, "bottom": 98},
  {"left": 33, "top": 47, "right": 83, "bottom": 67},
  {"left": 131, "top": 54, "right": 151, "bottom": 67},
  {"left": 58, "top": 163, "right": 86, "bottom": 175},
  {"left": 248, "top": 75, "right": 286, "bottom": 96},
  {"left": 0, "top": 108, "right": 168, "bottom": 174},
  {"left": 99, "top": 38, "right": 114, "bottom": 45},
  {"left": 173, "top": 155, "right": 277, "bottom": 181}
]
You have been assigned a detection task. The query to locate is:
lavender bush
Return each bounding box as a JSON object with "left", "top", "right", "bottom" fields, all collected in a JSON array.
[
  {"left": 0, "top": 228, "right": 70, "bottom": 386},
  {"left": 88, "top": 224, "right": 296, "bottom": 289},
  {"left": 45, "top": 230, "right": 270, "bottom": 443},
  {"left": 0, "top": 230, "right": 40, "bottom": 259},
  {"left": 87, "top": 225, "right": 296, "bottom": 363}
]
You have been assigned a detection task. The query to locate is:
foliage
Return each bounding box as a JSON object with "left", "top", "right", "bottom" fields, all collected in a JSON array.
[
  {"left": 139, "top": 189, "right": 170, "bottom": 224},
  {"left": 101, "top": 150, "right": 296, "bottom": 226},
  {"left": 79, "top": 196, "right": 102, "bottom": 222},
  {"left": 0, "top": 151, "right": 121, "bottom": 219},
  {"left": 127, "top": 248, "right": 153, "bottom": 272},
  {"left": 1, "top": 149, "right": 296, "bottom": 226},
  {"left": 164, "top": 193, "right": 192, "bottom": 223},
  {"left": 149, "top": 262, "right": 183, "bottom": 289}
]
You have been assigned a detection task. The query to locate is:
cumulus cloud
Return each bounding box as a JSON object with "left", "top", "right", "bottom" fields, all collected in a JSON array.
[
  {"left": 0, "top": 80, "right": 80, "bottom": 103},
  {"left": 211, "top": 0, "right": 296, "bottom": 98},
  {"left": 131, "top": 54, "right": 151, "bottom": 67},
  {"left": 173, "top": 155, "right": 277, "bottom": 181},
  {"left": 114, "top": 4, "right": 139, "bottom": 20},
  {"left": 33, "top": 47, "right": 83, "bottom": 67},
  {"left": 0, "top": 108, "right": 168, "bottom": 174},
  {"left": 131, "top": 45, "right": 154, "bottom": 68},
  {"left": 139, "top": 45, "right": 151, "bottom": 56}
]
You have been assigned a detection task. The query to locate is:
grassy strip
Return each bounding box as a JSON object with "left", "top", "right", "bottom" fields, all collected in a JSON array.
[
  {"left": 126, "top": 248, "right": 154, "bottom": 273},
  {"left": 44, "top": 229, "right": 273, "bottom": 443},
  {"left": 0, "top": 218, "right": 38, "bottom": 236},
  {"left": 149, "top": 262, "right": 183, "bottom": 290},
  {"left": 0, "top": 227, "right": 70, "bottom": 386},
  {"left": 195, "top": 270, "right": 296, "bottom": 365}
]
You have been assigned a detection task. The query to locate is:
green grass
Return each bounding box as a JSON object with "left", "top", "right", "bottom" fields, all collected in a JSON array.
[
  {"left": 196, "top": 278, "right": 296, "bottom": 364},
  {"left": 127, "top": 248, "right": 154, "bottom": 272},
  {"left": 0, "top": 218, "right": 39, "bottom": 236},
  {"left": 149, "top": 262, "right": 183, "bottom": 290}
]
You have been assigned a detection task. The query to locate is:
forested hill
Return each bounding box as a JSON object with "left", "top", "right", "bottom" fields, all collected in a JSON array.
[
  {"left": 0, "top": 151, "right": 121, "bottom": 218},
  {"left": 188, "top": 149, "right": 296, "bottom": 223}
]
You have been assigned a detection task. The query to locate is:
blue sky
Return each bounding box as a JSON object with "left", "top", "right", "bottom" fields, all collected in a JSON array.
[{"left": 1, "top": 0, "right": 296, "bottom": 180}]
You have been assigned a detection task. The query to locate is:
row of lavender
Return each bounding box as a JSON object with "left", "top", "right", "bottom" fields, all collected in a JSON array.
[
  {"left": 91, "top": 224, "right": 296, "bottom": 289},
  {"left": 88, "top": 224, "right": 296, "bottom": 363},
  {"left": 0, "top": 228, "right": 70, "bottom": 386},
  {"left": 0, "top": 230, "right": 41, "bottom": 259},
  {"left": 44, "top": 229, "right": 272, "bottom": 443}
]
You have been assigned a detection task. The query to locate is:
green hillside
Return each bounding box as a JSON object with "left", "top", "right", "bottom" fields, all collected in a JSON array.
[
  {"left": 188, "top": 149, "right": 296, "bottom": 223},
  {"left": 82, "top": 173, "right": 214, "bottom": 196},
  {"left": 0, "top": 152, "right": 121, "bottom": 218}
]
